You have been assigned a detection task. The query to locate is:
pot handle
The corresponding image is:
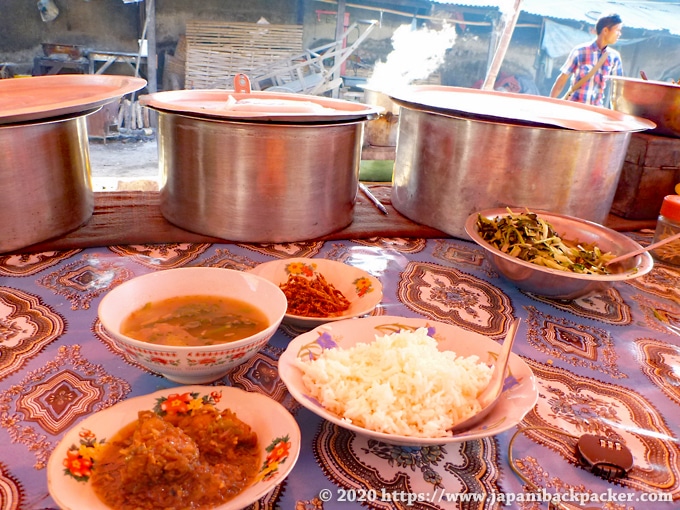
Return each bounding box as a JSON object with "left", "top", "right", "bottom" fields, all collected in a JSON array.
[{"left": 234, "top": 73, "right": 251, "bottom": 94}]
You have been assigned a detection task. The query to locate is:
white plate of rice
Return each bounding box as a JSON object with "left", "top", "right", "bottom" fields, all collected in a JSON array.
[{"left": 278, "top": 316, "right": 537, "bottom": 445}]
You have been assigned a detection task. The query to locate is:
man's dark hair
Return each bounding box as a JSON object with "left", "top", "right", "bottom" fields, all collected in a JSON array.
[{"left": 596, "top": 13, "right": 622, "bottom": 34}]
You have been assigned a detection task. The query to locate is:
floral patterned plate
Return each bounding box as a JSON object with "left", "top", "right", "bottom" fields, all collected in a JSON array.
[
  {"left": 279, "top": 316, "right": 538, "bottom": 446},
  {"left": 47, "top": 386, "right": 301, "bottom": 510},
  {"left": 248, "top": 257, "right": 383, "bottom": 328}
]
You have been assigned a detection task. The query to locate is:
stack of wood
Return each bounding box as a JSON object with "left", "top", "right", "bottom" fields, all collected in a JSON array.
[{"left": 117, "top": 98, "right": 151, "bottom": 133}]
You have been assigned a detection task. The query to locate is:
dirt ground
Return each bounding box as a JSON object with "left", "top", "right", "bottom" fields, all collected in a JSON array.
[{"left": 88, "top": 135, "right": 160, "bottom": 191}]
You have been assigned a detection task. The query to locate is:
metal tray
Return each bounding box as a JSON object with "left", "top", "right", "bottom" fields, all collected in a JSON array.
[
  {"left": 0, "top": 74, "right": 146, "bottom": 125},
  {"left": 140, "top": 88, "right": 381, "bottom": 123},
  {"left": 389, "top": 85, "right": 656, "bottom": 132}
]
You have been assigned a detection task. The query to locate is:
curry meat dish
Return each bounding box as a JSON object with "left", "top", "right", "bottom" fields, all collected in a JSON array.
[{"left": 91, "top": 406, "right": 259, "bottom": 509}]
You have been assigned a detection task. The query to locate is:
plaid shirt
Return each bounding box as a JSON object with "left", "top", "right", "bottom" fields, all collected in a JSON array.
[{"left": 561, "top": 40, "right": 623, "bottom": 107}]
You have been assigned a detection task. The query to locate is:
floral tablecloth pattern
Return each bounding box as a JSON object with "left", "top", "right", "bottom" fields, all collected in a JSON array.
[{"left": 1, "top": 235, "right": 679, "bottom": 509}]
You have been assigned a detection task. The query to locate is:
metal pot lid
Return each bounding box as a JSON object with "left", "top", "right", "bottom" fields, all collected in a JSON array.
[
  {"left": 139, "top": 89, "right": 381, "bottom": 123},
  {"left": 389, "top": 85, "right": 656, "bottom": 132},
  {"left": 0, "top": 75, "right": 147, "bottom": 125},
  {"left": 608, "top": 75, "right": 680, "bottom": 90}
]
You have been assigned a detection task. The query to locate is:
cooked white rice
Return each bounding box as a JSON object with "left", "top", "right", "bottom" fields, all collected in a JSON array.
[{"left": 296, "top": 327, "right": 492, "bottom": 438}]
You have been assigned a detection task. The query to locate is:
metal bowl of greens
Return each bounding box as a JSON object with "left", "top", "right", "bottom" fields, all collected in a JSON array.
[{"left": 465, "top": 208, "right": 654, "bottom": 300}]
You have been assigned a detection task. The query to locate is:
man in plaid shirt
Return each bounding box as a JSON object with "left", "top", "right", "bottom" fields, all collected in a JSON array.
[{"left": 550, "top": 13, "right": 623, "bottom": 107}]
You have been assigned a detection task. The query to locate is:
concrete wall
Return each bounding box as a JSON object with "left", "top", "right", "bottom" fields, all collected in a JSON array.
[
  {"left": 154, "top": 0, "right": 301, "bottom": 45},
  {"left": 0, "top": 0, "right": 425, "bottom": 84},
  {"left": 0, "top": 2, "right": 440, "bottom": 60},
  {"left": 0, "top": 0, "right": 140, "bottom": 68},
  {"left": 0, "top": 0, "right": 302, "bottom": 73}
]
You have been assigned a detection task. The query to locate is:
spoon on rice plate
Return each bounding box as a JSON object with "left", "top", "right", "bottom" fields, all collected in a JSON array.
[{"left": 448, "top": 317, "right": 521, "bottom": 435}]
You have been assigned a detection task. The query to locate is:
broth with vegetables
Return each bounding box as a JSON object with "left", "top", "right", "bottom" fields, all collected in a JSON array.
[{"left": 121, "top": 295, "right": 269, "bottom": 346}]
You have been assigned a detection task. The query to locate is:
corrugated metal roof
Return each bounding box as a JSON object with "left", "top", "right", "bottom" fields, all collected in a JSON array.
[{"left": 434, "top": 0, "right": 680, "bottom": 36}]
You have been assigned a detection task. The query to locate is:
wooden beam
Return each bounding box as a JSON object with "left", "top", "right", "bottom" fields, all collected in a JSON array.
[
  {"left": 482, "top": 0, "right": 523, "bottom": 90},
  {"left": 332, "top": 0, "right": 347, "bottom": 98},
  {"left": 315, "top": 0, "right": 492, "bottom": 26},
  {"left": 145, "top": 0, "right": 157, "bottom": 93}
]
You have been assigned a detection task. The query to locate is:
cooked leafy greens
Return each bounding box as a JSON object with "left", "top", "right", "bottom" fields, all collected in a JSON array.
[{"left": 476, "top": 209, "right": 615, "bottom": 275}]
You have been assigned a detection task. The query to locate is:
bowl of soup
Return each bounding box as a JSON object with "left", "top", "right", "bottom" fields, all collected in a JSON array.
[{"left": 98, "top": 267, "right": 288, "bottom": 383}]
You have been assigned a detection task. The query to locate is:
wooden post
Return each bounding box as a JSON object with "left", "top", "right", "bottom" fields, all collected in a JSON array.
[
  {"left": 482, "top": 0, "right": 522, "bottom": 91},
  {"left": 145, "top": 0, "right": 157, "bottom": 93},
  {"left": 332, "top": 0, "right": 347, "bottom": 98},
  {"left": 486, "top": 14, "right": 500, "bottom": 74}
]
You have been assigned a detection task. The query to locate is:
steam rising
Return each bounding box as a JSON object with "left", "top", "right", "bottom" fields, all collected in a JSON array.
[
  {"left": 497, "top": 0, "right": 518, "bottom": 16},
  {"left": 366, "top": 23, "right": 457, "bottom": 92}
]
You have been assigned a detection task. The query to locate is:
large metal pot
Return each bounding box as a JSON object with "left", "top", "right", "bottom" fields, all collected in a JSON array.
[
  {"left": 390, "top": 86, "right": 655, "bottom": 240},
  {"left": 157, "top": 112, "right": 363, "bottom": 242},
  {"left": 0, "top": 112, "right": 94, "bottom": 253},
  {"left": 609, "top": 76, "right": 680, "bottom": 138},
  {"left": 362, "top": 86, "right": 400, "bottom": 147}
]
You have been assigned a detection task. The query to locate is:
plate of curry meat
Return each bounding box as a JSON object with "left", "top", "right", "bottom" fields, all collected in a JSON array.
[
  {"left": 47, "top": 386, "right": 300, "bottom": 510},
  {"left": 248, "top": 257, "right": 383, "bottom": 328}
]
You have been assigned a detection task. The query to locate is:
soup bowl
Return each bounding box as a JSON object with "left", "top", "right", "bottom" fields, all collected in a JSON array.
[{"left": 98, "top": 267, "right": 287, "bottom": 383}]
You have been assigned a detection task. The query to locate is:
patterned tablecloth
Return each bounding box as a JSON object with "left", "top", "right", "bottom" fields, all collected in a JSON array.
[{"left": 1, "top": 235, "right": 679, "bottom": 509}]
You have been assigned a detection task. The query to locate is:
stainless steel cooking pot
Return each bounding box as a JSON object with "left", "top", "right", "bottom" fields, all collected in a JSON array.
[
  {"left": 0, "top": 112, "right": 94, "bottom": 253},
  {"left": 361, "top": 86, "right": 400, "bottom": 147},
  {"left": 156, "top": 112, "right": 364, "bottom": 242},
  {"left": 609, "top": 76, "right": 680, "bottom": 138},
  {"left": 141, "top": 86, "right": 378, "bottom": 243},
  {"left": 389, "top": 86, "right": 655, "bottom": 240}
]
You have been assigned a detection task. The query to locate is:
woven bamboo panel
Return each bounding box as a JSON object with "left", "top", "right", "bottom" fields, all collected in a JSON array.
[
  {"left": 185, "top": 21, "right": 303, "bottom": 89},
  {"left": 175, "top": 35, "right": 187, "bottom": 61},
  {"left": 165, "top": 54, "right": 185, "bottom": 75}
]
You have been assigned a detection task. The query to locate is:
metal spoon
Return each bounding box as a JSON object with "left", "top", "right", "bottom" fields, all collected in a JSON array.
[
  {"left": 448, "top": 317, "right": 521, "bottom": 434},
  {"left": 605, "top": 231, "right": 680, "bottom": 266},
  {"left": 359, "top": 182, "right": 389, "bottom": 215}
]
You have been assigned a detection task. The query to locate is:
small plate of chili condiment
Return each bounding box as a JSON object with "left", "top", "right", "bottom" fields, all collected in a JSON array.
[{"left": 249, "top": 257, "right": 383, "bottom": 329}]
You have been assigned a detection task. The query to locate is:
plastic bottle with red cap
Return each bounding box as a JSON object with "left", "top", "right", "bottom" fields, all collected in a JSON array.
[{"left": 652, "top": 195, "right": 680, "bottom": 265}]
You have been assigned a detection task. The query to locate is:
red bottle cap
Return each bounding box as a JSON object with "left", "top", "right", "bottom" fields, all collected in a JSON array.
[{"left": 660, "top": 195, "right": 680, "bottom": 222}]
